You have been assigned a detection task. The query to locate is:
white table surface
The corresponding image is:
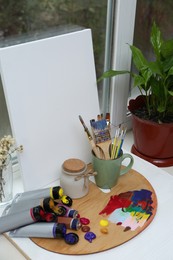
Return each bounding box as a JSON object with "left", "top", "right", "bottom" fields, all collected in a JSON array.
[{"left": 1, "top": 150, "right": 173, "bottom": 260}]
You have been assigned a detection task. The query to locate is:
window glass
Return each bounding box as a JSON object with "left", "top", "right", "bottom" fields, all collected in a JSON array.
[
  {"left": 0, "top": 0, "right": 107, "bottom": 81},
  {"left": 130, "top": 0, "right": 173, "bottom": 98},
  {"left": 0, "top": 0, "right": 107, "bottom": 135}
]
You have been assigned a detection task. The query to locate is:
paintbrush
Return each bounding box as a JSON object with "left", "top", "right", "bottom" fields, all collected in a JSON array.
[
  {"left": 91, "top": 118, "right": 111, "bottom": 160},
  {"left": 79, "top": 115, "right": 102, "bottom": 159}
]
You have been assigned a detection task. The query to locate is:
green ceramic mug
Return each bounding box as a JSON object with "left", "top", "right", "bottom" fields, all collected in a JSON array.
[{"left": 92, "top": 150, "right": 134, "bottom": 189}]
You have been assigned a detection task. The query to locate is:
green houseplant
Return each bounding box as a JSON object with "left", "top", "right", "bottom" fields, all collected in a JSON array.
[{"left": 98, "top": 22, "right": 173, "bottom": 167}]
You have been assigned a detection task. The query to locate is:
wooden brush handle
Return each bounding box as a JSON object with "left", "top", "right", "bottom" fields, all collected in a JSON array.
[
  {"left": 96, "top": 140, "right": 111, "bottom": 160},
  {"left": 90, "top": 139, "right": 102, "bottom": 159}
]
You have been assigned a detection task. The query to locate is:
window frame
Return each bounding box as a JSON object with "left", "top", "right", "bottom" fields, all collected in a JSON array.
[{"left": 109, "top": 0, "right": 137, "bottom": 129}]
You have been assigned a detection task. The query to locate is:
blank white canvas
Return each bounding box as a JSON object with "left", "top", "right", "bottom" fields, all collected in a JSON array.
[{"left": 0, "top": 29, "right": 100, "bottom": 191}]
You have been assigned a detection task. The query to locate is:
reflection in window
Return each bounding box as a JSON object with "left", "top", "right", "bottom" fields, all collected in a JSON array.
[
  {"left": 0, "top": 0, "right": 108, "bottom": 136},
  {"left": 0, "top": 0, "right": 107, "bottom": 80},
  {"left": 130, "top": 0, "right": 173, "bottom": 98}
]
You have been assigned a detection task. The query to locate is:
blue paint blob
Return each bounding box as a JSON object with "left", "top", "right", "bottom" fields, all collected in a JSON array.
[
  {"left": 132, "top": 189, "right": 152, "bottom": 204},
  {"left": 84, "top": 232, "right": 96, "bottom": 243}
]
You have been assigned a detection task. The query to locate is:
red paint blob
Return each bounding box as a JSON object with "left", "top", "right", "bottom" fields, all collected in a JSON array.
[
  {"left": 99, "top": 195, "right": 131, "bottom": 215},
  {"left": 80, "top": 217, "right": 90, "bottom": 225}
]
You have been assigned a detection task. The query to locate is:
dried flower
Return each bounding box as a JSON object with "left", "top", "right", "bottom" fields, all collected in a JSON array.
[{"left": 0, "top": 135, "right": 23, "bottom": 202}]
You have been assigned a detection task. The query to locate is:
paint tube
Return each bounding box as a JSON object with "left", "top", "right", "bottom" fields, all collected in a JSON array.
[
  {"left": 3, "top": 197, "right": 57, "bottom": 216},
  {"left": 2, "top": 187, "right": 73, "bottom": 216},
  {"left": 9, "top": 222, "right": 67, "bottom": 238},
  {"left": 57, "top": 216, "right": 81, "bottom": 230},
  {"left": 53, "top": 203, "right": 78, "bottom": 218},
  {"left": 17, "top": 186, "right": 64, "bottom": 200},
  {"left": 0, "top": 205, "right": 55, "bottom": 234},
  {"left": 40, "top": 198, "right": 78, "bottom": 218}
]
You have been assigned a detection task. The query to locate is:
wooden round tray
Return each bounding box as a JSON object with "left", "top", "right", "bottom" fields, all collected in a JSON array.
[{"left": 31, "top": 168, "right": 157, "bottom": 255}]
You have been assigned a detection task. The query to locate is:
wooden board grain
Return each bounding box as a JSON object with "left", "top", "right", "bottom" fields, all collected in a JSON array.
[{"left": 31, "top": 169, "right": 157, "bottom": 255}]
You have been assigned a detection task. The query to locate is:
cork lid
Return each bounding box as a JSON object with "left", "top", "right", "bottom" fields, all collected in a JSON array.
[{"left": 62, "top": 158, "right": 86, "bottom": 173}]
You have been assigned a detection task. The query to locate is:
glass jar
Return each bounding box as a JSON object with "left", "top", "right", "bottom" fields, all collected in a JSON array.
[
  {"left": 60, "top": 158, "right": 89, "bottom": 199},
  {"left": 0, "top": 155, "right": 13, "bottom": 206}
]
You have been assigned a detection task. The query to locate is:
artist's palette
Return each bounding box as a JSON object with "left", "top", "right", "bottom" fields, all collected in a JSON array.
[{"left": 31, "top": 168, "right": 157, "bottom": 255}]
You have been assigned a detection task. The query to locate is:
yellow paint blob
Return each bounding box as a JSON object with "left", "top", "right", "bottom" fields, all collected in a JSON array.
[{"left": 99, "top": 219, "right": 109, "bottom": 227}]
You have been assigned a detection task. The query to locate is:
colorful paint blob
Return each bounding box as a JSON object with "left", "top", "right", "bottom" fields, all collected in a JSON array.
[
  {"left": 100, "top": 227, "right": 108, "bottom": 234},
  {"left": 99, "top": 219, "right": 109, "bottom": 227},
  {"left": 84, "top": 232, "right": 96, "bottom": 243},
  {"left": 99, "top": 189, "right": 154, "bottom": 232},
  {"left": 80, "top": 217, "right": 90, "bottom": 225}
]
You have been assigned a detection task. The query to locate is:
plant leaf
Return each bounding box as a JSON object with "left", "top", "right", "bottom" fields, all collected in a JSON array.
[
  {"left": 141, "top": 68, "right": 153, "bottom": 82},
  {"left": 151, "top": 80, "right": 163, "bottom": 97},
  {"left": 168, "top": 90, "right": 173, "bottom": 96},
  {"left": 133, "top": 74, "right": 145, "bottom": 87},
  {"left": 167, "top": 66, "right": 173, "bottom": 77},
  {"left": 97, "top": 70, "right": 129, "bottom": 82},
  {"left": 130, "top": 45, "right": 148, "bottom": 70},
  {"left": 161, "top": 39, "right": 173, "bottom": 58},
  {"left": 148, "top": 61, "right": 162, "bottom": 75},
  {"left": 157, "top": 105, "right": 166, "bottom": 113},
  {"left": 150, "top": 22, "right": 162, "bottom": 60},
  {"left": 162, "top": 56, "right": 173, "bottom": 72}
]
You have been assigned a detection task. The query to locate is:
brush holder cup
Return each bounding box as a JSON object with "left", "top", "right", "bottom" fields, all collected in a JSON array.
[
  {"left": 60, "top": 158, "right": 89, "bottom": 199},
  {"left": 92, "top": 150, "right": 134, "bottom": 189}
]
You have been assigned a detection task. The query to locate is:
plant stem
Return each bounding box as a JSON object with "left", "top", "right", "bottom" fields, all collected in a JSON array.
[
  {"left": 0, "top": 169, "right": 5, "bottom": 202},
  {"left": 145, "top": 89, "right": 151, "bottom": 117}
]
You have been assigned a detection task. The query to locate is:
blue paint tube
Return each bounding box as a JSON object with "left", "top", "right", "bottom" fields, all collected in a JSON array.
[{"left": 9, "top": 222, "right": 67, "bottom": 238}]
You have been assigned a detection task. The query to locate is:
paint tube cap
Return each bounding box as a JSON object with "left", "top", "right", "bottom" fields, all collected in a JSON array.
[
  {"left": 64, "top": 233, "right": 79, "bottom": 245},
  {"left": 61, "top": 195, "right": 73, "bottom": 207},
  {"left": 52, "top": 186, "right": 64, "bottom": 199},
  {"left": 71, "top": 218, "right": 82, "bottom": 230},
  {"left": 68, "top": 209, "right": 78, "bottom": 218},
  {"left": 32, "top": 206, "right": 44, "bottom": 221},
  {"left": 42, "top": 198, "right": 55, "bottom": 213},
  {"left": 54, "top": 223, "right": 67, "bottom": 238}
]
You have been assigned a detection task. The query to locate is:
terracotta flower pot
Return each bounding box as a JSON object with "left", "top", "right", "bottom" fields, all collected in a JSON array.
[{"left": 128, "top": 95, "right": 173, "bottom": 167}]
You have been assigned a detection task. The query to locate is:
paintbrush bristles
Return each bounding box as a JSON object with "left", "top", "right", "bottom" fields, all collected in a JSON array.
[
  {"left": 90, "top": 119, "right": 111, "bottom": 144},
  {"left": 79, "top": 114, "right": 127, "bottom": 160},
  {"left": 111, "top": 126, "right": 127, "bottom": 159}
]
